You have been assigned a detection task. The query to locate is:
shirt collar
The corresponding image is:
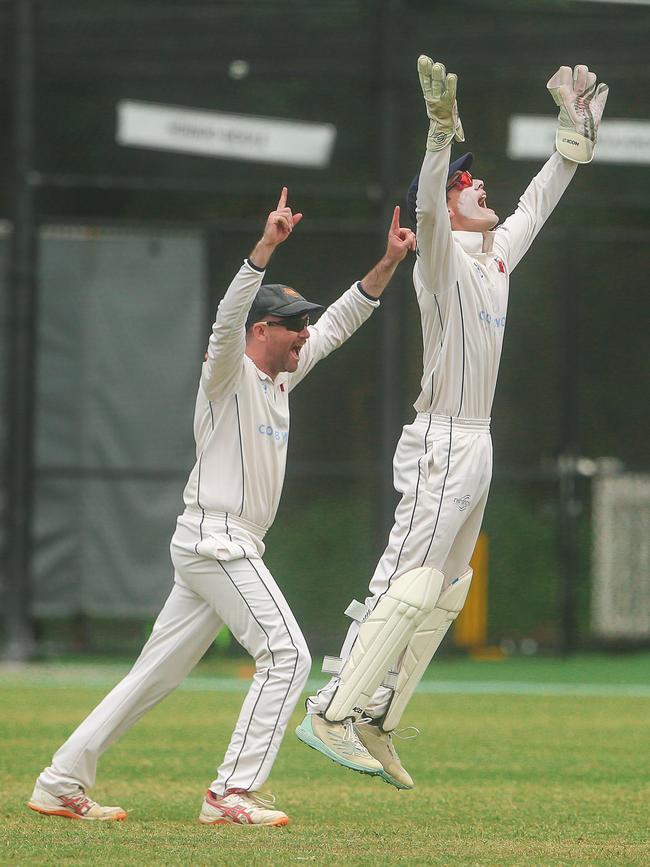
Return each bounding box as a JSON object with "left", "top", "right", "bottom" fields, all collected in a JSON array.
[
  {"left": 245, "top": 354, "right": 273, "bottom": 382},
  {"left": 245, "top": 354, "right": 289, "bottom": 389},
  {"left": 453, "top": 230, "right": 496, "bottom": 255}
]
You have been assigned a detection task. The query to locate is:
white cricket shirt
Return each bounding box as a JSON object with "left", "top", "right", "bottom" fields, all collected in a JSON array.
[
  {"left": 413, "top": 147, "right": 577, "bottom": 420},
  {"left": 175, "top": 259, "right": 379, "bottom": 551}
]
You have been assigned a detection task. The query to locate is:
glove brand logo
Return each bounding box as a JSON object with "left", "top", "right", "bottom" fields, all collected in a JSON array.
[
  {"left": 547, "top": 64, "right": 608, "bottom": 164},
  {"left": 454, "top": 494, "right": 471, "bottom": 511}
]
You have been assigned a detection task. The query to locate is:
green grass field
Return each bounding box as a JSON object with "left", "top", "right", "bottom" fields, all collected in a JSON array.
[{"left": 2, "top": 655, "right": 649, "bottom": 866}]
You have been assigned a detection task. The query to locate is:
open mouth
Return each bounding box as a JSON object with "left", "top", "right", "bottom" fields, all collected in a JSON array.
[
  {"left": 290, "top": 345, "right": 302, "bottom": 361},
  {"left": 478, "top": 193, "right": 488, "bottom": 209}
]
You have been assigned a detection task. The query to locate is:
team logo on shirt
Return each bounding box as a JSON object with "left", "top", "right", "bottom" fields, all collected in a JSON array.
[
  {"left": 479, "top": 310, "right": 506, "bottom": 328},
  {"left": 454, "top": 494, "right": 471, "bottom": 511},
  {"left": 494, "top": 257, "right": 506, "bottom": 274},
  {"left": 258, "top": 423, "right": 289, "bottom": 443}
]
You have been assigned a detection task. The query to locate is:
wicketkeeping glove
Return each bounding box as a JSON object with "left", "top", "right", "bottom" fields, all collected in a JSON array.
[
  {"left": 547, "top": 65, "right": 609, "bottom": 164},
  {"left": 418, "top": 56, "right": 465, "bottom": 152}
]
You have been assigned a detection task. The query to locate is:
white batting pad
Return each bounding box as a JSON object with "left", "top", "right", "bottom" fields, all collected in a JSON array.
[
  {"left": 324, "top": 566, "right": 444, "bottom": 722},
  {"left": 380, "top": 569, "right": 473, "bottom": 731}
]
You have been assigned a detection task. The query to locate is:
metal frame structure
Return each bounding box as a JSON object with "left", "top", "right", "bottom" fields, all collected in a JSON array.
[{"left": 2, "top": 0, "right": 649, "bottom": 658}]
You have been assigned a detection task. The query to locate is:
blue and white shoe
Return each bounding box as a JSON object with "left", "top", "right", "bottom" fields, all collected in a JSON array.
[{"left": 295, "top": 713, "right": 383, "bottom": 777}]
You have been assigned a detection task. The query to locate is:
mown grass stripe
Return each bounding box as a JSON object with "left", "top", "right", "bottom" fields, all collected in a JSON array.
[{"left": 1, "top": 671, "right": 649, "bottom": 698}]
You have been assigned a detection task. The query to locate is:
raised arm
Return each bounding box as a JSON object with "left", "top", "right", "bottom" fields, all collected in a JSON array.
[
  {"left": 248, "top": 186, "right": 303, "bottom": 271},
  {"left": 413, "top": 57, "right": 465, "bottom": 294},
  {"left": 202, "top": 188, "right": 303, "bottom": 401},
  {"left": 495, "top": 65, "right": 609, "bottom": 272},
  {"left": 288, "top": 208, "right": 415, "bottom": 389},
  {"left": 358, "top": 206, "right": 416, "bottom": 298}
]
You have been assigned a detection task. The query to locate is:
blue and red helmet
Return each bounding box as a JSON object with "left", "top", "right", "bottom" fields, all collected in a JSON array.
[{"left": 406, "top": 152, "right": 473, "bottom": 223}]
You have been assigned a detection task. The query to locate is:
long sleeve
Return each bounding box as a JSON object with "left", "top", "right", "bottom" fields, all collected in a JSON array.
[
  {"left": 414, "top": 146, "right": 460, "bottom": 295},
  {"left": 494, "top": 151, "right": 577, "bottom": 274},
  {"left": 201, "top": 259, "right": 265, "bottom": 402},
  {"left": 287, "top": 283, "right": 379, "bottom": 392}
]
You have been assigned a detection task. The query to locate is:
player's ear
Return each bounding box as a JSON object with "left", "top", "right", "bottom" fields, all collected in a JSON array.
[{"left": 249, "top": 322, "right": 267, "bottom": 341}]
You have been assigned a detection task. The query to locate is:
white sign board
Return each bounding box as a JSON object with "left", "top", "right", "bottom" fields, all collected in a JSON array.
[
  {"left": 508, "top": 116, "right": 650, "bottom": 165},
  {"left": 116, "top": 99, "right": 336, "bottom": 168}
]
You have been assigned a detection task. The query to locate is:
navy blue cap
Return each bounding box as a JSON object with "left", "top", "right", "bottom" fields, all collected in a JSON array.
[
  {"left": 246, "top": 283, "right": 324, "bottom": 330},
  {"left": 406, "top": 152, "right": 473, "bottom": 223}
]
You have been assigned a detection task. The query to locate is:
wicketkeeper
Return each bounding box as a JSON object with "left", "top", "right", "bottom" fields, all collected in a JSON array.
[{"left": 297, "top": 58, "right": 608, "bottom": 789}]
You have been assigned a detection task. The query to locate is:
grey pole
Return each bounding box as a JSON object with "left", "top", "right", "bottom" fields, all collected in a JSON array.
[
  {"left": 3, "top": 0, "right": 37, "bottom": 660},
  {"left": 376, "top": 0, "right": 401, "bottom": 543},
  {"left": 557, "top": 240, "right": 580, "bottom": 656}
]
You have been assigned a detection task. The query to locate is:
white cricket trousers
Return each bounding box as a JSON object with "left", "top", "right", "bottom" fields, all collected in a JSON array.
[
  {"left": 38, "top": 542, "right": 311, "bottom": 798},
  {"left": 308, "top": 413, "right": 492, "bottom": 718}
]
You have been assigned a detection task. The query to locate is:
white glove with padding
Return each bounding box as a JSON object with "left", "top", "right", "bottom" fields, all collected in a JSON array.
[
  {"left": 418, "top": 55, "right": 465, "bottom": 152},
  {"left": 547, "top": 64, "right": 609, "bottom": 164}
]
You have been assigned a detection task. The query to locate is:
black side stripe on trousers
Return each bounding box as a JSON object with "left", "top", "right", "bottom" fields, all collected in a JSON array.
[
  {"left": 384, "top": 412, "right": 433, "bottom": 587},
  {"left": 224, "top": 512, "right": 247, "bottom": 559},
  {"left": 246, "top": 558, "right": 300, "bottom": 792},
  {"left": 421, "top": 416, "right": 454, "bottom": 566},
  {"left": 322, "top": 414, "right": 432, "bottom": 719},
  {"left": 219, "top": 560, "right": 300, "bottom": 793},
  {"left": 218, "top": 559, "right": 275, "bottom": 792}
]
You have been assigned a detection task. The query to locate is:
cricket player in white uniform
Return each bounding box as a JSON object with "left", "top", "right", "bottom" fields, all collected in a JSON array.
[
  {"left": 28, "top": 189, "right": 415, "bottom": 826},
  {"left": 297, "top": 58, "right": 609, "bottom": 789}
]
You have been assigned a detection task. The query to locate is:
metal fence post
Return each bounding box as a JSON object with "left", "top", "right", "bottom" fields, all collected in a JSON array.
[
  {"left": 376, "top": 0, "right": 401, "bottom": 542},
  {"left": 3, "top": 0, "right": 37, "bottom": 660},
  {"left": 557, "top": 239, "right": 580, "bottom": 656}
]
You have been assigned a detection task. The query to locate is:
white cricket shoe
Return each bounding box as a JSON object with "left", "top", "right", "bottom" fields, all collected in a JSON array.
[
  {"left": 355, "top": 721, "right": 415, "bottom": 790},
  {"left": 27, "top": 782, "right": 127, "bottom": 821},
  {"left": 295, "top": 713, "right": 383, "bottom": 777},
  {"left": 199, "top": 789, "right": 289, "bottom": 827}
]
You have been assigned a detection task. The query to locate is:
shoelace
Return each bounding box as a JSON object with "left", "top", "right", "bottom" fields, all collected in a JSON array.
[
  {"left": 393, "top": 726, "right": 420, "bottom": 740},
  {"left": 354, "top": 718, "right": 419, "bottom": 741},
  {"left": 244, "top": 791, "right": 276, "bottom": 809},
  {"left": 343, "top": 717, "right": 372, "bottom": 749},
  {"left": 61, "top": 791, "right": 96, "bottom": 814}
]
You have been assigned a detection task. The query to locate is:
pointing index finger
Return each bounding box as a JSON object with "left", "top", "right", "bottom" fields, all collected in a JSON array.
[
  {"left": 277, "top": 187, "right": 288, "bottom": 209},
  {"left": 391, "top": 205, "right": 401, "bottom": 232}
]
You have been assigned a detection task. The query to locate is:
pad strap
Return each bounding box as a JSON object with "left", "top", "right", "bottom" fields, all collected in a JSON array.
[
  {"left": 324, "top": 566, "right": 445, "bottom": 723},
  {"left": 322, "top": 655, "right": 399, "bottom": 689},
  {"left": 378, "top": 569, "right": 473, "bottom": 731},
  {"left": 344, "top": 599, "right": 370, "bottom": 622}
]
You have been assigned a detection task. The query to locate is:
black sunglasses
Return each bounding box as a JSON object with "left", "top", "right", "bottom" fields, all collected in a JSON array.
[{"left": 258, "top": 314, "right": 310, "bottom": 333}]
